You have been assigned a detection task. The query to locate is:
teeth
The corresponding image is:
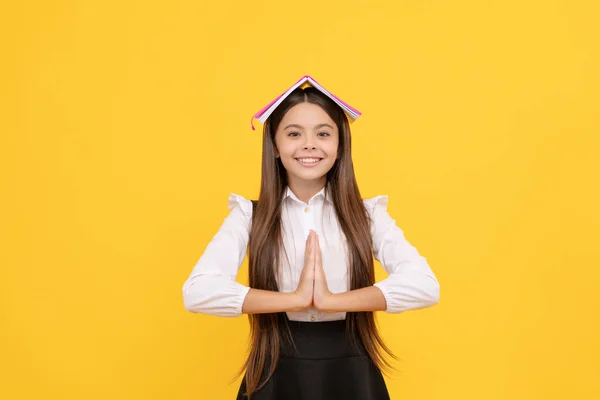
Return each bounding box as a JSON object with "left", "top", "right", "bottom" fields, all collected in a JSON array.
[{"left": 297, "top": 158, "right": 321, "bottom": 163}]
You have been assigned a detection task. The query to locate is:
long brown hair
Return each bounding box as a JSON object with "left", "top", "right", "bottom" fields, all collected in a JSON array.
[{"left": 235, "top": 87, "right": 397, "bottom": 398}]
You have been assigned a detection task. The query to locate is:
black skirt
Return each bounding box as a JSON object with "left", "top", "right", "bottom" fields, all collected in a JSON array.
[{"left": 236, "top": 314, "right": 391, "bottom": 400}]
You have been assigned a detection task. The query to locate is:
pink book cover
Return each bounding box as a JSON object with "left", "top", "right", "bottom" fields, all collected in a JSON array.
[{"left": 250, "top": 75, "right": 361, "bottom": 130}]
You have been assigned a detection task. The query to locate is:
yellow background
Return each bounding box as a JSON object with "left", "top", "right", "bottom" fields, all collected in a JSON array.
[{"left": 1, "top": 1, "right": 599, "bottom": 399}]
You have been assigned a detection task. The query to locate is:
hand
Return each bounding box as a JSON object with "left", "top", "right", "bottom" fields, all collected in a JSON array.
[
  {"left": 312, "top": 232, "right": 333, "bottom": 311},
  {"left": 293, "top": 230, "right": 316, "bottom": 309}
]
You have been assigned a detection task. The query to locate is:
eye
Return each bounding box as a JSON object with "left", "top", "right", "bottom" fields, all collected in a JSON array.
[
  {"left": 287, "top": 131, "right": 300, "bottom": 137},
  {"left": 318, "top": 132, "right": 330, "bottom": 137}
]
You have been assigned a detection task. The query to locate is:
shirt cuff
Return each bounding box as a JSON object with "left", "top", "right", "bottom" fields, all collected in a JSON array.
[
  {"left": 233, "top": 284, "right": 252, "bottom": 316},
  {"left": 373, "top": 282, "right": 394, "bottom": 313}
]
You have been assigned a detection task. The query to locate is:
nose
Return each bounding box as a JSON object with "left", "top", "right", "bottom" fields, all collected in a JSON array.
[{"left": 302, "top": 136, "right": 317, "bottom": 150}]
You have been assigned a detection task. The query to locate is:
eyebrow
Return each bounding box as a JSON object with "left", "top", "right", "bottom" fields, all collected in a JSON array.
[{"left": 284, "top": 123, "right": 335, "bottom": 130}]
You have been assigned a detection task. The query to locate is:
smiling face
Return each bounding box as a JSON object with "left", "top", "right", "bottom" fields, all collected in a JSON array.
[{"left": 274, "top": 102, "right": 339, "bottom": 190}]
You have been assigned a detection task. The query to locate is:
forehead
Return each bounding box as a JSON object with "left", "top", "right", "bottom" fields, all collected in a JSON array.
[{"left": 279, "top": 102, "right": 336, "bottom": 128}]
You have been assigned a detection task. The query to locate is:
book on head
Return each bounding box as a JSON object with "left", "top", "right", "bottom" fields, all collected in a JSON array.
[{"left": 250, "top": 75, "right": 362, "bottom": 130}]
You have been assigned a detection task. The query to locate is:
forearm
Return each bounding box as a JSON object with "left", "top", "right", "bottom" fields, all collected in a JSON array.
[
  {"left": 241, "top": 288, "right": 308, "bottom": 314},
  {"left": 321, "top": 286, "right": 387, "bottom": 313}
]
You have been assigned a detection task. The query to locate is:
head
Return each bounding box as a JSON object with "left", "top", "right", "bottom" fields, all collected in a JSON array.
[
  {"left": 235, "top": 87, "right": 396, "bottom": 398},
  {"left": 261, "top": 87, "right": 352, "bottom": 197},
  {"left": 271, "top": 88, "right": 343, "bottom": 191}
]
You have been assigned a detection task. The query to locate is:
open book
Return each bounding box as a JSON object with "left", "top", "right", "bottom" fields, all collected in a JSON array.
[{"left": 250, "top": 75, "right": 362, "bottom": 130}]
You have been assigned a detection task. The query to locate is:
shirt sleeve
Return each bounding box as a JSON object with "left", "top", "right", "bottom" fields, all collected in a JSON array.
[
  {"left": 364, "top": 195, "right": 440, "bottom": 314},
  {"left": 182, "top": 193, "right": 253, "bottom": 317}
]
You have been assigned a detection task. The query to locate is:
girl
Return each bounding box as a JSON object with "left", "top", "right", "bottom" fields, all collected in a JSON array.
[{"left": 182, "top": 77, "right": 440, "bottom": 400}]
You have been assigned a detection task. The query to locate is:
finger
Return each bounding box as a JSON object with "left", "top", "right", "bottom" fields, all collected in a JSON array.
[
  {"left": 306, "top": 233, "right": 313, "bottom": 271},
  {"left": 305, "top": 234, "right": 310, "bottom": 257},
  {"left": 315, "top": 236, "right": 323, "bottom": 272},
  {"left": 313, "top": 233, "right": 318, "bottom": 264},
  {"left": 309, "top": 237, "right": 316, "bottom": 278},
  {"left": 316, "top": 241, "right": 322, "bottom": 266},
  {"left": 305, "top": 235, "right": 314, "bottom": 269}
]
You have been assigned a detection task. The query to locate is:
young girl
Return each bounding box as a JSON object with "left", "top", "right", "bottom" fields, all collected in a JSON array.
[{"left": 182, "top": 77, "right": 440, "bottom": 400}]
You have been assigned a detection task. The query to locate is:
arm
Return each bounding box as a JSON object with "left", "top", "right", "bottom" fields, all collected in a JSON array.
[
  {"left": 318, "top": 286, "right": 387, "bottom": 313},
  {"left": 368, "top": 195, "right": 440, "bottom": 313},
  {"left": 314, "top": 196, "right": 439, "bottom": 314},
  {"left": 241, "top": 289, "right": 309, "bottom": 314},
  {"left": 182, "top": 195, "right": 252, "bottom": 317},
  {"left": 182, "top": 194, "right": 310, "bottom": 317}
]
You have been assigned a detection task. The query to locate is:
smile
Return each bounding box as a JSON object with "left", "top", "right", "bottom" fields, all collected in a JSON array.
[{"left": 295, "top": 158, "right": 323, "bottom": 167}]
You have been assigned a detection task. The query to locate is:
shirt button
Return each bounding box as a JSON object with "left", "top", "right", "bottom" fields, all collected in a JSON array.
[
  {"left": 310, "top": 316, "right": 316, "bottom": 321},
  {"left": 304, "top": 207, "right": 309, "bottom": 213}
]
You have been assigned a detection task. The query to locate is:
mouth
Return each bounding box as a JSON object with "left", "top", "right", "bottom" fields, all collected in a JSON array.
[{"left": 295, "top": 158, "right": 323, "bottom": 168}]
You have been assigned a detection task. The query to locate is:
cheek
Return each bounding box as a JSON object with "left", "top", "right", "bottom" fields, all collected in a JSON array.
[
  {"left": 326, "top": 141, "right": 339, "bottom": 157},
  {"left": 279, "top": 145, "right": 295, "bottom": 158},
  {"left": 277, "top": 145, "right": 296, "bottom": 166}
]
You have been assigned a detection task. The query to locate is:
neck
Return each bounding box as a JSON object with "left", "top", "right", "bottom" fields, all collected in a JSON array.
[{"left": 287, "top": 177, "right": 326, "bottom": 204}]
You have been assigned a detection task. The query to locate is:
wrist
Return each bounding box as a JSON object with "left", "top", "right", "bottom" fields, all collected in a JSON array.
[
  {"left": 291, "top": 291, "right": 312, "bottom": 311},
  {"left": 314, "top": 292, "right": 337, "bottom": 312}
]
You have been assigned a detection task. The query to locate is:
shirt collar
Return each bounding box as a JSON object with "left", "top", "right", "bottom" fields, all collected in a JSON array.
[{"left": 283, "top": 185, "right": 332, "bottom": 205}]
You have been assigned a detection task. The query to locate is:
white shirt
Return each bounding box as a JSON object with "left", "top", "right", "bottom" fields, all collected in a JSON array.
[{"left": 182, "top": 186, "right": 440, "bottom": 321}]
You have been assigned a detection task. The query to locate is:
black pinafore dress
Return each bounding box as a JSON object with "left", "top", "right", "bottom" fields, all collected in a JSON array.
[{"left": 235, "top": 313, "right": 390, "bottom": 400}]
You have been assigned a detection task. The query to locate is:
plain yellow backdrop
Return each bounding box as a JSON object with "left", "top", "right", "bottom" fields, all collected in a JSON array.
[{"left": 1, "top": 1, "right": 599, "bottom": 399}]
